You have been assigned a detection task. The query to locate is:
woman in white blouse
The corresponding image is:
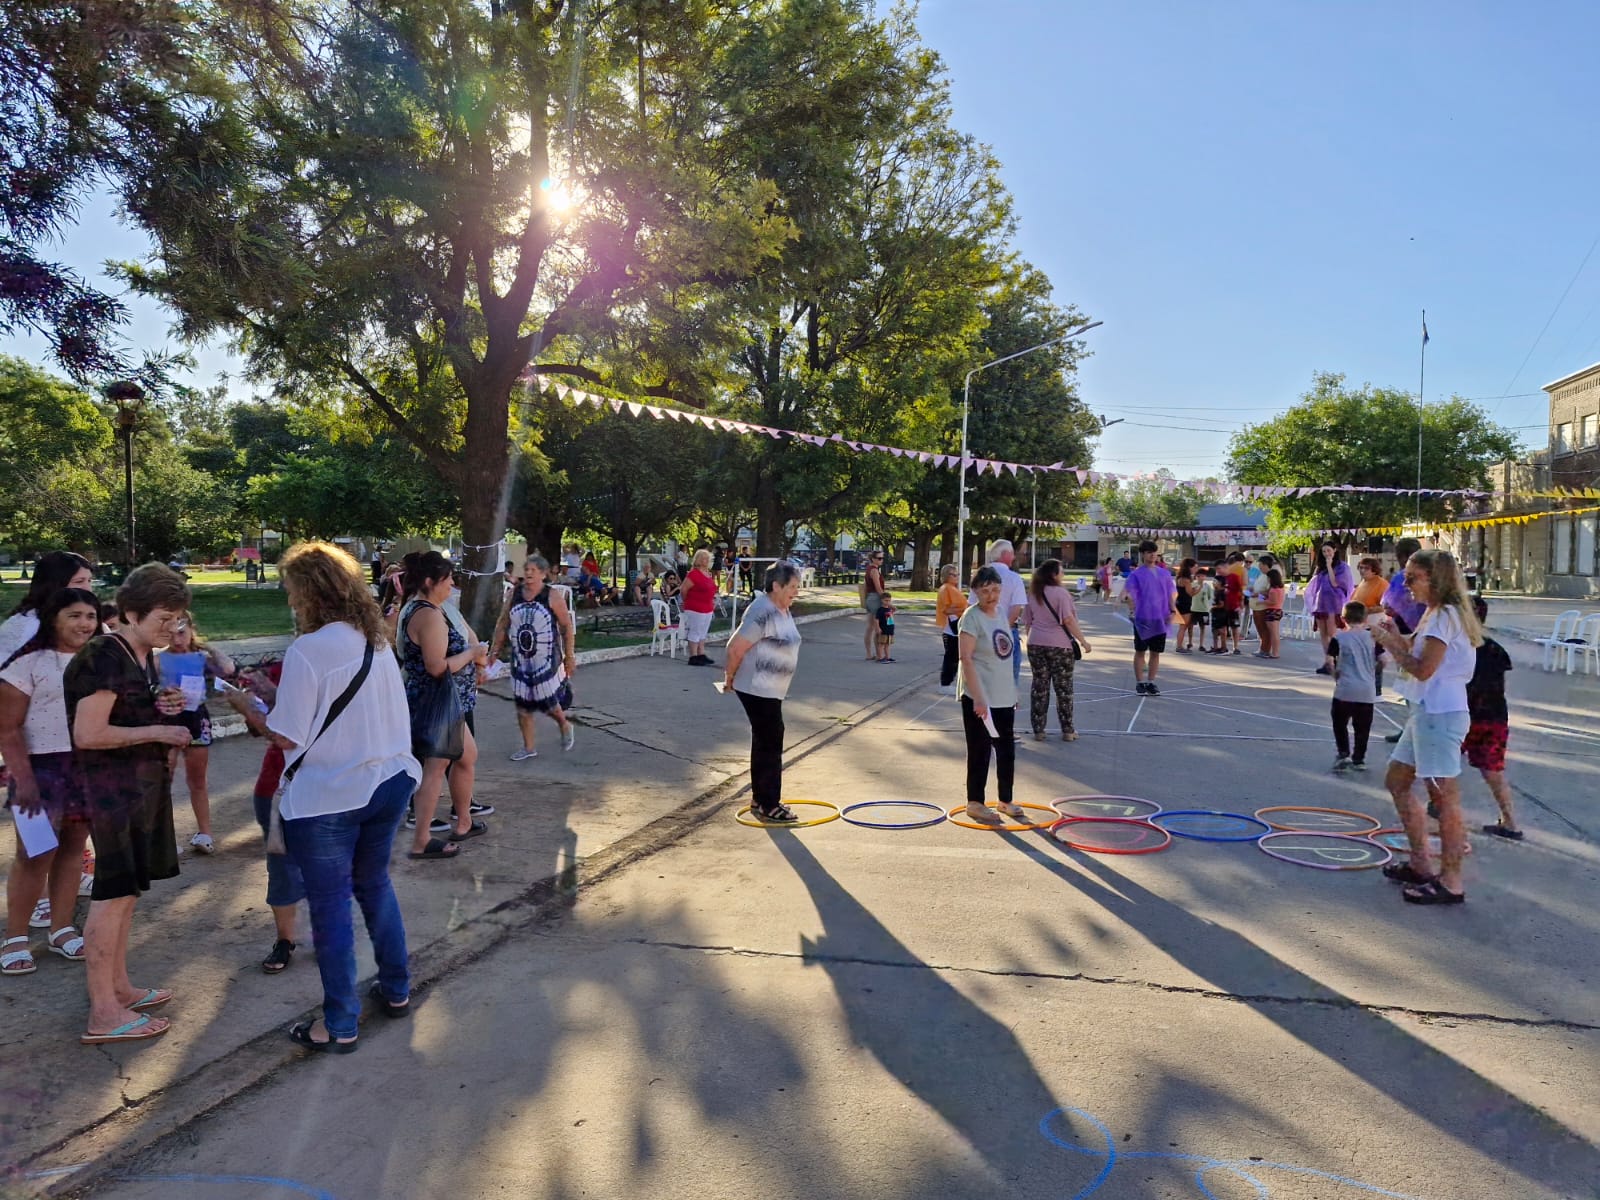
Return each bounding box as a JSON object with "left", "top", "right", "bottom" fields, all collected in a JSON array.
[{"left": 251, "top": 542, "right": 421, "bottom": 1052}]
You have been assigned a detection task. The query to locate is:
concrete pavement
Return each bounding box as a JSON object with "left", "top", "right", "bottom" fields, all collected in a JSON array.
[{"left": 6, "top": 599, "right": 1599, "bottom": 1199}]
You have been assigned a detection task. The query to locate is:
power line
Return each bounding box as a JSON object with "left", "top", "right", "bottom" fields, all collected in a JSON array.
[{"left": 1494, "top": 229, "right": 1600, "bottom": 410}]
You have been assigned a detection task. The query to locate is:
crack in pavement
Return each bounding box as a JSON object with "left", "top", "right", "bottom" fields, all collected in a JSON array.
[
  {"left": 620, "top": 937, "right": 1600, "bottom": 1033},
  {"left": 1511, "top": 782, "right": 1598, "bottom": 845}
]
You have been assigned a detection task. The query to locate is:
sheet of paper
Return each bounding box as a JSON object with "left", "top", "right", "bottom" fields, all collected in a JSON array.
[
  {"left": 982, "top": 711, "right": 999, "bottom": 739},
  {"left": 13, "top": 807, "right": 59, "bottom": 858}
]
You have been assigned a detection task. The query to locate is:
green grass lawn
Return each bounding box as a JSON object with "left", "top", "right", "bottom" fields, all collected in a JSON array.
[{"left": 1, "top": 581, "right": 295, "bottom": 640}]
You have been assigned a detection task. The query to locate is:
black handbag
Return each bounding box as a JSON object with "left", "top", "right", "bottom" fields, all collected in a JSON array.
[{"left": 403, "top": 603, "right": 467, "bottom": 761}]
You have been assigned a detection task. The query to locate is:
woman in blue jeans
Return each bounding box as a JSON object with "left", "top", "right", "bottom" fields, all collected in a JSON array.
[{"left": 262, "top": 542, "right": 422, "bottom": 1052}]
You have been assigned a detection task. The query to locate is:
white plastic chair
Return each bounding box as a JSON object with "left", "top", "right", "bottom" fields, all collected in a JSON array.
[
  {"left": 649, "top": 598, "right": 683, "bottom": 659},
  {"left": 1280, "top": 594, "right": 1311, "bottom": 641},
  {"left": 1562, "top": 613, "right": 1600, "bottom": 676},
  {"left": 1532, "top": 609, "right": 1582, "bottom": 671}
]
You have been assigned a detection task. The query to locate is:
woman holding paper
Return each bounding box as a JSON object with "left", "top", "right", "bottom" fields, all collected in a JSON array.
[
  {"left": 1, "top": 588, "right": 104, "bottom": 976},
  {"left": 958, "top": 566, "right": 1022, "bottom": 822},
  {"left": 64, "top": 564, "right": 195, "bottom": 1044}
]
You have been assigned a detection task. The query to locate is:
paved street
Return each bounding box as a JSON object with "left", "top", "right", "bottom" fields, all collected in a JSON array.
[{"left": 5, "top": 601, "right": 1599, "bottom": 1200}]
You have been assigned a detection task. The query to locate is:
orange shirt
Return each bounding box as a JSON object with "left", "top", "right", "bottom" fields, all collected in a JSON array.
[
  {"left": 935, "top": 582, "right": 967, "bottom": 632},
  {"left": 1352, "top": 574, "right": 1386, "bottom": 611}
]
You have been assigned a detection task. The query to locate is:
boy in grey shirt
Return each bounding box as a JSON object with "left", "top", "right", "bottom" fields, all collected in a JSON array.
[{"left": 1325, "top": 601, "right": 1377, "bottom": 771}]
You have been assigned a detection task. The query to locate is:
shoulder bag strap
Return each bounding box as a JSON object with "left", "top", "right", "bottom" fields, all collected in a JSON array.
[{"left": 282, "top": 642, "right": 375, "bottom": 785}]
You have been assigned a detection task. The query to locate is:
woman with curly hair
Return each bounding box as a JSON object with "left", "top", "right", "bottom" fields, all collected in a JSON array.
[{"left": 259, "top": 542, "right": 421, "bottom": 1051}]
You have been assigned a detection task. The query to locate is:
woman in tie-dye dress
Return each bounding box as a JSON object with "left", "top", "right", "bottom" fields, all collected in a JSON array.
[{"left": 491, "top": 555, "right": 576, "bottom": 760}]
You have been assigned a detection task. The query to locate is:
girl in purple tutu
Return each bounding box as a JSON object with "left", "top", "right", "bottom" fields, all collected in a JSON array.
[{"left": 1305, "top": 541, "right": 1355, "bottom": 669}]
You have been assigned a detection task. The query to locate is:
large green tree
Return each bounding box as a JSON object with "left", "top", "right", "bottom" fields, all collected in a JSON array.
[
  {"left": 0, "top": 1, "right": 197, "bottom": 379},
  {"left": 1227, "top": 372, "right": 1522, "bottom": 535},
  {"left": 120, "top": 0, "right": 792, "bottom": 624},
  {"left": 1094, "top": 470, "right": 1212, "bottom": 531}
]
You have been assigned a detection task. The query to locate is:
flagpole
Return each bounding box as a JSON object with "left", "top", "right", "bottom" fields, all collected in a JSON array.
[{"left": 1416, "top": 309, "right": 1427, "bottom": 520}]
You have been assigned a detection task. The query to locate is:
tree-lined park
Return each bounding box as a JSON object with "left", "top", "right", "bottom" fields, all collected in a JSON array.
[{"left": 1, "top": 1, "right": 1523, "bottom": 630}]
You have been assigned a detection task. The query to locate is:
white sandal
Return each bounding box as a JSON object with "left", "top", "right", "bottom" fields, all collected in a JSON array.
[
  {"left": 48, "top": 926, "right": 86, "bottom": 962},
  {"left": 2, "top": 936, "right": 36, "bottom": 975}
]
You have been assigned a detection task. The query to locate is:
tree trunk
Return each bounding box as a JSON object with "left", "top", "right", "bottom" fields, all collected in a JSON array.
[
  {"left": 754, "top": 464, "right": 783, "bottom": 557},
  {"left": 910, "top": 533, "right": 932, "bottom": 591}
]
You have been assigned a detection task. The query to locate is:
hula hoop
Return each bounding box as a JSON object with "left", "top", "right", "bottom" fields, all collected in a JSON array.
[
  {"left": 1047, "top": 817, "right": 1173, "bottom": 855},
  {"left": 1050, "top": 795, "right": 1163, "bottom": 821},
  {"left": 1369, "top": 828, "right": 1471, "bottom": 857},
  {"left": 840, "top": 800, "right": 948, "bottom": 830},
  {"left": 1257, "top": 832, "right": 1394, "bottom": 871},
  {"left": 1254, "top": 806, "right": 1384, "bottom": 835},
  {"left": 946, "top": 802, "right": 1058, "bottom": 831},
  {"left": 1150, "top": 809, "right": 1272, "bottom": 842},
  {"left": 734, "top": 800, "right": 841, "bottom": 828}
]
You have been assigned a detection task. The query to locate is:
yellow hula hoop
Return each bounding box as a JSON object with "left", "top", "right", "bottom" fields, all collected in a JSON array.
[
  {"left": 734, "top": 800, "right": 841, "bottom": 828},
  {"left": 945, "top": 802, "right": 1059, "bottom": 832},
  {"left": 1254, "top": 805, "right": 1384, "bottom": 834}
]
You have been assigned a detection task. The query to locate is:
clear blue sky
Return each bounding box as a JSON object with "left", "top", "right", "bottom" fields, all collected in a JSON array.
[
  {"left": 6, "top": 1, "right": 1599, "bottom": 485},
  {"left": 914, "top": 0, "right": 1600, "bottom": 477}
]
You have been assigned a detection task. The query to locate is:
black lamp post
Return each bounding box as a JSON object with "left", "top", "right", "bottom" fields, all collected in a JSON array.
[{"left": 105, "top": 381, "right": 146, "bottom": 570}]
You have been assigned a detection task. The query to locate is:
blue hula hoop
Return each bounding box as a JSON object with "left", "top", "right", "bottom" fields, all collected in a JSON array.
[
  {"left": 1151, "top": 809, "right": 1272, "bottom": 842},
  {"left": 840, "top": 800, "right": 948, "bottom": 830}
]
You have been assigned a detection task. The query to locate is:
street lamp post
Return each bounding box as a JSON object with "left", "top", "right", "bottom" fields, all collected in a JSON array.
[
  {"left": 956, "top": 321, "right": 1102, "bottom": 581},
  {"left": 105, "top": 381, "right": 146, "bottom": 571}
]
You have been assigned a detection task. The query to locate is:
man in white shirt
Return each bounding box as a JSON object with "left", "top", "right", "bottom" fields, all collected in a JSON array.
[{"left": 970, "top": 539, "right": 1027, "bottom": 685}]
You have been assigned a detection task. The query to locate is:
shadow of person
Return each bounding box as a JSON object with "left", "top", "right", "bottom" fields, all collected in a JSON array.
[
  {"left": 772, "top": 832, "right": 1067, "bottom": 1195},
  {"left": 1006, "top": 834, "right": 1600, "bottom": 1197}
]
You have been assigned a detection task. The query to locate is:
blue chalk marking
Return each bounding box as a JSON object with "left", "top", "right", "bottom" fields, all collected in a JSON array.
[
  {"left": 1038, "top": 1105, "right": 1426, "bottom": 1200},
  {"left": 118, "top": 1174, "right": 340, "bottom": 1198},
  {"left": 17, "top": 1165, "right": 339, "bottom": 1199}
]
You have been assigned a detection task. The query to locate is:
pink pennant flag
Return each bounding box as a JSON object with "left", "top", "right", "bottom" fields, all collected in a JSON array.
[
  {"left": 1005, "top": 463, "right": 1019, "bottom": 476},
  {"left": 624, "top": 401, "right": 642, "bottom": 417}
]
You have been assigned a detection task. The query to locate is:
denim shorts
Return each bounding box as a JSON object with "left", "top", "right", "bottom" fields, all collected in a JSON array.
[{"left": 1390, "top": 704, "right": 1471, "bottom": 780}]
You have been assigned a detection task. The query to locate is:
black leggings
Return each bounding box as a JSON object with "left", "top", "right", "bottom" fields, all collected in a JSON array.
[
  {"left": 737, "top": 691, "right": 785, "bottom": 813},
  {"left": 940, "top": 633, "right": 960, "bottom": 687},
  {"left": 1331, "top": 698, "right": 1374, "bottom": 763},
  {"left": 960, "top": 696, "right": 1015, "bottom": 806}
]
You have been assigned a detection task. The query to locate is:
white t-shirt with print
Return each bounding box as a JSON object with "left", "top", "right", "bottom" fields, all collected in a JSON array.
[
  {"left": 968, "top": 564, "right": 1027, "bottom": 623},
  {"left": 0, "top": 648, "right": 76, "bottom": 755}
]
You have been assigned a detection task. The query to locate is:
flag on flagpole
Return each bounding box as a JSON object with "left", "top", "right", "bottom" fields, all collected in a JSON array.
[{"left": 1422, "top": 316, "right": 1429, "bottom": 346}]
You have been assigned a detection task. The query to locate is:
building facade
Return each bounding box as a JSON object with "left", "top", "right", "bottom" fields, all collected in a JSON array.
[{"left": 1540, "top": 362, "right": 1600, "bottom": 598}]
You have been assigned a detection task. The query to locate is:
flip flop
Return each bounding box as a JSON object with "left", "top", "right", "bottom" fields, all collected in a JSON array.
[
  {"left": 448, "top": 819, "right": 488, "bottom": 842},
  {"left": 289, "top": 1020, "right": 358, "bottom": 1054},
  {"left": 1481, "top": 823, "right": 1525, "bottom": 841},
  {"left": 408, "top": 837, "right": 460, "bottom": 860},
  {"left": 129, "top": 987, "right": 173, "bottom": 1011},
  {"left": 1403, "top": 879, "right": 1466, "bottom": 905},
  {"left": 369, "top": 980, "right": 410, "bottom": 1019},
  {"left": 81, "top": 1014, "right": 169, "bottom": 1044}
]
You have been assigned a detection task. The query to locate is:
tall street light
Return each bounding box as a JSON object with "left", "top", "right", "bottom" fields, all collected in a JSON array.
[
  {"left": 956, "top": 321, "right": 1102, "bottom": 580},
  {"left": 105, "top": 381, "right": 147, "bottom": 571}
]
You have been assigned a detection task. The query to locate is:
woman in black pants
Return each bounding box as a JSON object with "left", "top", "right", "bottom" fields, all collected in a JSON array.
[
  {"left": 722, "top": 562, "right": 804, "bottom": 822},
  {"left": 958, "top": 566, "right": 1022, "bottom": 822}
]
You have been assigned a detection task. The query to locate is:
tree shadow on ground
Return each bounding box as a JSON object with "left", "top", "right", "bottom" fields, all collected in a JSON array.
[{"left": 999, "top": 831, "right": 1600, "bottom": 1199}]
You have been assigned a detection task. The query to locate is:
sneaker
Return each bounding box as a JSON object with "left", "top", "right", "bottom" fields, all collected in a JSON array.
[
  {"left": 1350, "top": 760, "right": 1367, "bottom": 770},
  {"left": 1145, "top": 682, "right": 1161, "bottom": 696},
  {"left": 561, "top": 725, "right": 576, "bottom": 752},
  {"left": 510, "top": 748, "right": 538, "bottom": 761},
  {"left": 938, "top": 684, "right": 955, "bottom": 695},
  {"left": 404, "top": 811, "right": 451, "bottom": 834},
  {"left": 190, "top": 833, "right": 216, "bottom": 855},
  {"left": 469, "top": 801, "right": 495, "bottom": 818},
  {"left": 78, "top": 872, "right": 94, "bottom": 897},
  {"left": 29, "top": 898, "right": 51, "bottom": 929},
  {"left": 1332, "top": 757, "right": 1351, "bottom": 772},
  {"left": 1134, "top": 681, "right": 1149, "bottom": 695},
  {"left": 1314, "top": 665, "right": 1332, "bottom": 675},
  {"left": 1384, "top": 732, "right": 1402, "bottom": 744}
]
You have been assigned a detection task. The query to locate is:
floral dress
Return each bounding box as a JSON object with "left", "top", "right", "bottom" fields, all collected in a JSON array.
[
  {"left": 508, "top": 585, "right": 571, "bottom": 713},
  {"left": 400, "top": 600, "right": 477, "bottom": 715}
]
